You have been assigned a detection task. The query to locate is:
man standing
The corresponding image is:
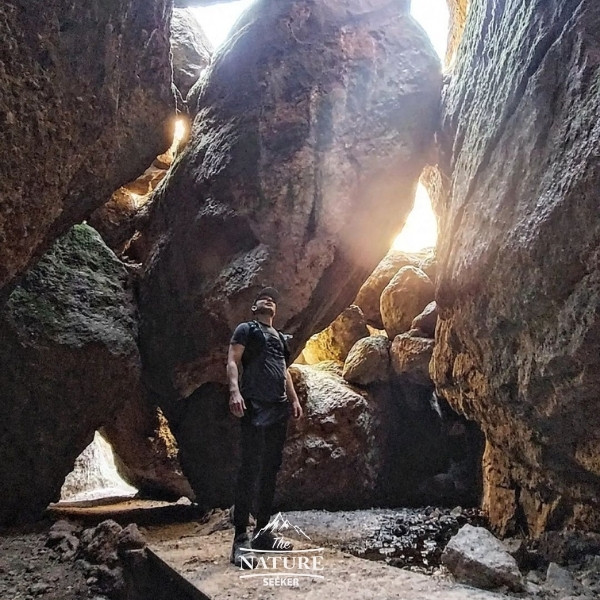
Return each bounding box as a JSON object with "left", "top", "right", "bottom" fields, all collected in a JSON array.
[{"left": 227, "top": 287, "right": 303, "bottom": 568}]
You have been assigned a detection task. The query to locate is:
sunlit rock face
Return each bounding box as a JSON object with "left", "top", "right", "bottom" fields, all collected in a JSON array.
[
  {"left": 0, "top": 0, "right": 173, "bottom": 300},
  {"left": 137, "top": 0, "right": 441, "bottom": 403},
  {"left": 61, "top": 433, "right": 137, "bottom": 503},
  {"left": 0, "top": 225, "right": 139, "bottom": 524},
  {"left": 301, "top": 305, "right": 369, "bottom": 365},
  {"left": 431, "top": 0, "right": 600, "bottom": 535},
  {"left": 354, "top": 248, "right": 435, "bottom": 329},
  {"left": 445, "top": 0, "right": 469, "bottom": 67},
  {"left": 101, "top": 399, "right": 195, "bottom": 501}
]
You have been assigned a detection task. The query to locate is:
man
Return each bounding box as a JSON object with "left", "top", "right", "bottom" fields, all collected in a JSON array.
[{"left": 227, "top": 287, "right": 303, "bottom": 568}]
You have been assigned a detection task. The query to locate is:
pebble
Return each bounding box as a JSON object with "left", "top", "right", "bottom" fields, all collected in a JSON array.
[{"left": 28, "top": 582, "right": 51, "bottom": 595}]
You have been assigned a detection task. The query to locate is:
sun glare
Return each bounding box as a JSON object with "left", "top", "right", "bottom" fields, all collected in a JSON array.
[
  {"left": 192, "top": 1, "right": 449, "bottom": 58},
  {"left": 392, "top": 184, "right": 438, "bottom": 252}
]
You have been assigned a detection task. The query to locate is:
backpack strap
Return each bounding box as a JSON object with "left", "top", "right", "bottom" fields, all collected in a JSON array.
[
  {"left": 242, "top": 320, "right": 292, "bottom": 367},
  {"left": 241, "top": 320, "right": 265, "bottom": 368},
  {"left": 277, "top": 330, "right": 292, "bottom": 366}
]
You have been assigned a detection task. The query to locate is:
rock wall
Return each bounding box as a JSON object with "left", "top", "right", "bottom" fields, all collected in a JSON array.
[
  {"left": 171, "top": 8, "right": 211, "bottom": 98},
  {"left": 0, "top": 0, "right": 173, "bottom": 300},
  {"left": 0, "top": 225, "right": 140, "bottom": 524},
  {"left": 431, "top": 0, "right": 600, "bottom": 535},
  {"left": 137, "top": 0, "right": 441, "bottom": 403}
]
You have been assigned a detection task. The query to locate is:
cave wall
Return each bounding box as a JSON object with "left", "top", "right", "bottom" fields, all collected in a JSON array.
[
  {"left": 431, "top": 0, "right": 600, "bottom": 536},
  {"left": 0, "top": 0, "right": 173, "bottom": 300},
  {"left": 0, "top": 225, "right": 141, "bottom": 524}
]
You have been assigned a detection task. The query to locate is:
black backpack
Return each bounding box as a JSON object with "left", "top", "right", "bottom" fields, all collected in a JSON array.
[{"left": 241, "top": 320, "right": 292, "bottom": 368}]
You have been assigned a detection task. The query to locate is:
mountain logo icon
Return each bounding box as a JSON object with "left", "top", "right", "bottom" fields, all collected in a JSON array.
[{"left": 254, "top": 512, "right": 312, "bottom": 541}]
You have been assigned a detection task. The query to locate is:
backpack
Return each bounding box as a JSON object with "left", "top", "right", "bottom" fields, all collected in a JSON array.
[{"left": 241, "top": 320, "right": 291, "bottom": 368}]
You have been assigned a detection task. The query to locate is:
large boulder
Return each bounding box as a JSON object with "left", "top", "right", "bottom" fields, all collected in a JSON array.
[
  {"left": 0, "top": 0, "right": 173, "bottom": 299},
  {"left": 391, "top": 333, "right": 435, "bottom": 385},
  {"left": 301, "top": 305, "right": 369, "bottom": 365},
  {"left": 171, "top": 8, "right": 212, "bottom": 98},
  {"left": 136, "top": 0, "right": 441, "bottom": 404},
  {"left": 431, "top": 0, "right": 600, "bottom": 535},
  {"left": 342, "top": 335, "right": 391, "bottom": 386},
  {"left": 0, "top": 225, "right": 139, "bottom": 524},
  {"left": 354, "top": 249, "right": 432, "bottom": 328},
  {"left": 276, "top": 365, "right": 382, "bottom": 509},
  {"left": 381, "top": 266, "right": 435, "bottom": 339}
]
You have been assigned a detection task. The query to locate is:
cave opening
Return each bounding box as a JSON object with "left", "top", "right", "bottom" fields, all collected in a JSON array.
[{"left": 58, "top": 432, "right": 138, "bottom": 505}]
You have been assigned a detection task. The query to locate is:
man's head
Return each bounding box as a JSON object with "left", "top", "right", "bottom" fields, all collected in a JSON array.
[{"left": 251, "top": 287, "right": 280, "bottom": 318}]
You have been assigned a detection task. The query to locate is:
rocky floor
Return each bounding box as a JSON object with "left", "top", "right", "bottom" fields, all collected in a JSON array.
[
  {"left": 1, "top": 503, "right": 599, "bottom": 599},
  {"left": 0, "top": 524, "right": 89, "bottom": 600}
]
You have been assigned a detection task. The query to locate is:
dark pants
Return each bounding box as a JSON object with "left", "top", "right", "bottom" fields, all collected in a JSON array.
[{"left": 233, "top": 414, "right": 288, "bottom": 535}]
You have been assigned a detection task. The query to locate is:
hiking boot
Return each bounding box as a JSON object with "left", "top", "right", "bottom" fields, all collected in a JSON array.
[
  {"left": 230, "top": 533, "right": 257, "bottom": 569},
  {"left": 252, "top": 529, "right": 294, "bottom": 551}
]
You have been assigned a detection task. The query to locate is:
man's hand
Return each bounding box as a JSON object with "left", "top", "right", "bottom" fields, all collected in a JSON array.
[
  {"left": 290, "top": 398, "right": 303, "bottom": 420},
  {"left": 229, "top": 390, "right": 246, "bottom": 418}
]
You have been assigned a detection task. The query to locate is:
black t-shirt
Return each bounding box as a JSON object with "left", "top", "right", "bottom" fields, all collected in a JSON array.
[{"left": 231, "top": 321, "right": 290, "bottom": 426}]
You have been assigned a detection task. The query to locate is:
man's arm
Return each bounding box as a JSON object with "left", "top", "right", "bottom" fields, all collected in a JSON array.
[
  {"left": 227, "top": 343, "right": 246, "bottom": 418},
  {"left": 285, "top": 369, "right": 303, "bottom": 420}
]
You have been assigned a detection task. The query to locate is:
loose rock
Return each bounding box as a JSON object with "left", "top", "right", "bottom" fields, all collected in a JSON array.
[{"left": 442, "top": 524, "right": 525, "bottom": 592}]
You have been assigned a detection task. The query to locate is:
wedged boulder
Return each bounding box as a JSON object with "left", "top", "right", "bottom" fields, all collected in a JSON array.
[
  {"left": 354, "top": 249, "right": 432, "bottom": 328},
  {"left": 391, "top": 333, "right": 434, "bottom": 386},
  {"left": 171, "top": 8, "right": 212, "bottom": 98},
  {"left": 411, "top": 300, "right": 438, "bottom": 338},
  {"left": 431, "top": 0, "right": 600, "bottom": 534},
  {"left": 0, "top": 225, "right": 139, "bottom": 524},
  {"left": 342, "top": 335, "right": 391, "bottom": 386},
  {"left": 381, "top": 266, "right": 435, "bottom": 339},
  {"left": 0, "top": 0, "right": 173, "bottom": 299},
  {"left": 442, "top": 524, "right": 525, "bottom": 592},
  {"left": 301, "top": 305, "right": 369, "bottom": 365},
  {"left": 101, "top": 398, "right": 195, "bottom": 501},
  {"left": 136, "top": 0, "right": 441, "bottom": 403}
]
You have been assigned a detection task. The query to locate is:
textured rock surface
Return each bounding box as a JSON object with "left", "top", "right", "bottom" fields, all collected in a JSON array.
[
  {"left": 101, "top": 398, "right": 195, "bottom": 501},
  {"left": 0, "top": 225, "right": 139, "bottom": 524},
  {"left": 442, "top": 524, "right": 525, "bottom": 592},
  {"left": 354, "top": 249, "right": 433, "bottom": 328},
  {"left": 343, "top": 335, "right": 391, "bottom": 386},
  {"left": 431, "top": 0, "right": 600, "bottom": 535},
  {"left": 391, "top": 334, "right": 435, "bottom": 385},
  {"left": 171, "top": 8, "right": 211, "bottom": 98},
  {"left": 0, "top": 0, "right": 173, "bottom": 298},
  {"left": 381, "top": 266, "right": 435, "bottom": 339},
  {"left": 411, "top": 300, "right": 438, "bottom": 338},
  {"left": 137, "top": 0, "right": 441, "bottom": 402},
  {"left": 277, "top": 365, "right": 381, "bottom": 509},
  {"left": 301, "top": 305, "right": 369, "bottom": 365}
]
